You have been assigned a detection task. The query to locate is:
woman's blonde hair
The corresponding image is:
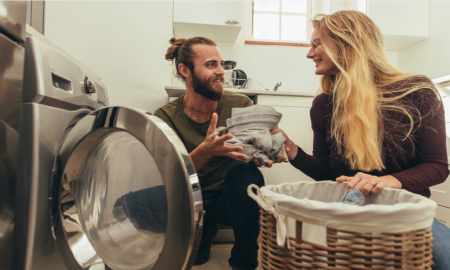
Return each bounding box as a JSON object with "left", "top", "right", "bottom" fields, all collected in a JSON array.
[{"left": 312, "top": 11, "right": 438, "bottom": 172}]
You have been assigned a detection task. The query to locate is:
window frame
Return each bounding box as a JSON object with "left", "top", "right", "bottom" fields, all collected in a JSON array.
[{"left": 245, "top": 1, "right": 313, "bottom": 45}]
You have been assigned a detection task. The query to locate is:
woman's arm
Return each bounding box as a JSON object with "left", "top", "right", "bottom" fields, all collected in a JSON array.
[{"left": 390, "top": 88, "right": 449, "bottom": 192}]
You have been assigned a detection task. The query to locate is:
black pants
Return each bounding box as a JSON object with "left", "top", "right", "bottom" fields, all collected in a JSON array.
[{"left": 202, "top": 162, "right": 264, "bottom": 270}]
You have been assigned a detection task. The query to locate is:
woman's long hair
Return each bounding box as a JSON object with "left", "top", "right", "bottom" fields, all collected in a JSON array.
[{"left": 313, "top": 11, "right": 438, "bottom": 172}]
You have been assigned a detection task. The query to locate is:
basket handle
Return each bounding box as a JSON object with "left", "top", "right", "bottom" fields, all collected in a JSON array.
[{"left": 247, "top": 184, "right": 289, "bottom": 248}]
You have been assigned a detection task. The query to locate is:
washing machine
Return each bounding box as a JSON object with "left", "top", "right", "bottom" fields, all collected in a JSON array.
[
  {"left": 0, "top": 2, "right": 27, "bottom": 270},
  {"left": 13, "top": 35, "right": 203, "bottom": 270}
]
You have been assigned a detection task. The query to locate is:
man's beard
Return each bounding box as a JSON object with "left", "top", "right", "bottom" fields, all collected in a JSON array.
[{"left": 191, "top": 71, "right": 224, "bottom": 101}]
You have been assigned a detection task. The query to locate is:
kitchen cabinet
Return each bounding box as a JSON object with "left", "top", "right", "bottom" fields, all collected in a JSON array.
[
  {"left": 173, "top": 1, "right": 242, "bottom": 43},
  {"left": 328, "top": 1, "right": 429, "bottom": 51},
  {"left": 431, "top": 179, "right": 450, "bottom": 227},
  {"left": 254, "top": 95, "right": 315, "bottom": 185},
  {"left": 430, "top": 122, "right": 450, "bottom": 227},
  {"left": 368, "top": 1, "right": 429, "bottom": 51}
]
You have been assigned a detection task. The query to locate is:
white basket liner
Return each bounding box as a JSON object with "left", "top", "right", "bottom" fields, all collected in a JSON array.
[{"left": 248, "top": 181, "right": 437, "bottom": 247}]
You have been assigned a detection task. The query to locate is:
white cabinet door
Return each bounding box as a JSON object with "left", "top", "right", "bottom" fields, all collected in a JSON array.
[
  {"left": 435, "top": 206, "right": 450, "bottom": 228},
  {"left": 431, "top": 178, "right": 450, "bottom": 208},
  {"left": 174, "top": 1, "right": 241, "bottom": 26},
  {"left": 173, "top": 1, "right": 243, "bottom": 43},
  {"left": 430, "top": 122, "right": 450, "bottom": 226},
  {"left": 368, "top": 0, "right": 429, "bottom": 51}
]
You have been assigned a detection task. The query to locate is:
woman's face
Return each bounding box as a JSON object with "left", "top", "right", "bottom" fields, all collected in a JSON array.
[{"left": 307, "top": 30, "right": 340, "bottom": 76}]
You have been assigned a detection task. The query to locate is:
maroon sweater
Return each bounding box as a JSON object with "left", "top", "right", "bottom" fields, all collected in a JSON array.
[{"left": 291, "top": 77, "right": 449, "bottom": 198}]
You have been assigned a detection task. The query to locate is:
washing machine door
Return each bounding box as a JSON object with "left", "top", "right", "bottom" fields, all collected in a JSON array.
[{"left": 53, "top": 106, "right": 202, "bottom": 270}]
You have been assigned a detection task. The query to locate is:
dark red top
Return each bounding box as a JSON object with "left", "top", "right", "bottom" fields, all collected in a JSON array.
[{"left": 290, "top": 76, "right": 449, "bottom": 197}]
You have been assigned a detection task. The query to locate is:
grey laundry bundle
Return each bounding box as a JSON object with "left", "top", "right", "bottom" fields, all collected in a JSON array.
[{"left": 216, "top": 105, "right": 288, "bottom": 165}]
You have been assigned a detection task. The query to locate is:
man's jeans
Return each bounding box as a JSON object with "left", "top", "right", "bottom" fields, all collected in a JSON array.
[{"left": 202, "top": 161, "right": 264, "bottom": 270}]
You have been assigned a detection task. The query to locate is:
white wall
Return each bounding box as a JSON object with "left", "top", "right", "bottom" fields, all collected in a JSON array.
[
  {"left": 398, "top": 1, "right": 450, "bottom": 80},
  {"left": 45, "top": 1, "right": 173, "bottom": 113}
]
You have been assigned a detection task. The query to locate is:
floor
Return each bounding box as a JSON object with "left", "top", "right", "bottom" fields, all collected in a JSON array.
[{"left": 192, "top": 243, "right": 263, "bottom": 270}]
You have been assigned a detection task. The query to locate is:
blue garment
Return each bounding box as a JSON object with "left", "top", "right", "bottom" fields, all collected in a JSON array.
[
  {"left": 431, "top": 219, "right": 450, "bottom": 270},
  {"left": 202, "top": 162, "right": 264, "bottom": 270},
  {"left": 342, "top": 188, "right": 365, "bottom": 206}
]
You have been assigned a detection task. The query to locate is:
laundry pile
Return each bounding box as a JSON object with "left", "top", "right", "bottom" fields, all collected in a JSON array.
[{"left": 216, "top": 105, "right": 288, "bottom": 165}]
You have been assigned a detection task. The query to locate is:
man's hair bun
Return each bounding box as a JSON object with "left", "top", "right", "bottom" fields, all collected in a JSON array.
[
  {"left": 165, "top": 38, "right": 186, "bottom": 61},
  {"left": 169, "top": 38, "right": 177, "bottom": 45}
]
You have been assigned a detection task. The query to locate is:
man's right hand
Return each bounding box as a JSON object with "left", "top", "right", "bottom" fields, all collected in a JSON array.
[{"left": 190, "top": 113, "right": 248, "bottom": 171}]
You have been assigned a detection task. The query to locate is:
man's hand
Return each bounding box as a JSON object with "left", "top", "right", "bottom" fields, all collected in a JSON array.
[
  {"left": 336, "top": 172, "right": 402, "bottom": 196},
  {"left": 200, "top": 113, "right": 248, "bottom": 161},
  {"left": 190, "top": 113, "right": 248, "bottom": 171},
  {"left": 252, "top": 148, "right": 290, "bottom": 168}
]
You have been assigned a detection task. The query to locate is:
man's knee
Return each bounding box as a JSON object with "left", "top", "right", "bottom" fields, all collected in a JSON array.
[{"left": 225, "top": 161, "right": 264, "bottom": 188}]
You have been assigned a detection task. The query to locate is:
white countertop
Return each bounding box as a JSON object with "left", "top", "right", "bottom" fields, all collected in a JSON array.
[{"left": 165, "top": 86, "right": 315, "bottom": 98}]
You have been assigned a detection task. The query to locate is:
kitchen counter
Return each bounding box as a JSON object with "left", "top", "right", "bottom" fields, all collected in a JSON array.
[{"left": 165, "top": 86, "right": 315, "bottom": 98}]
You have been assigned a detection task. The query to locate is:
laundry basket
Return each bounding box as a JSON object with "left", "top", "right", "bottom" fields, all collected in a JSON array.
[{"left": 248, "top": 181, "right": 437, "bottom": 270}]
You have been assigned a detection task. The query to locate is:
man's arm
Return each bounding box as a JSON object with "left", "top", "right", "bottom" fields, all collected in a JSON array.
[{"left": 190, "top": 113, "right": 248, "bottom": 171}]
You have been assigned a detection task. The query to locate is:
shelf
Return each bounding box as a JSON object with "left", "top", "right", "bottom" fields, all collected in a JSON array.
[
  {"left": 173, "top": 22, "right": 242, "bottom": 43},
  {"left": 165, "top": 86, "right": 315, "bottom": 98}
]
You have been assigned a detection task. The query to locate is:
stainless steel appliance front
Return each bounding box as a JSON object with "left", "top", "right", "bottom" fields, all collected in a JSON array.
[
  {"left": 0, "top": 2, "right": 26, "bottom": 270},
  {"left": 14, "top": 35, "right": 202, "bottom": 270}
]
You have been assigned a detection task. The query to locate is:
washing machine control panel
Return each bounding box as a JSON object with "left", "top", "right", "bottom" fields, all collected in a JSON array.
[
  {"left": 96, "top": 83, "right": 109, "bottom": 106},
  {"left": 76, "top": 66, "right": 109, "bottom": 107}
]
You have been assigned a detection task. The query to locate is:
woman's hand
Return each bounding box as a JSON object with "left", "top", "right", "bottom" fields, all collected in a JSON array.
[
  {"left": 336, "top": 172, "right": 402, "bottom": 196},
  {"left": 270, "top": 128, "right": 298, "bottom": 160},
  {"left": 252, "top": 147, "right": 290, "bottom": 168}
]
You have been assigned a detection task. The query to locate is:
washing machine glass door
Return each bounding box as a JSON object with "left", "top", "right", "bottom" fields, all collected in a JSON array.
[{"left": 55, "top": 107, "right": 202, "bottom": 270}]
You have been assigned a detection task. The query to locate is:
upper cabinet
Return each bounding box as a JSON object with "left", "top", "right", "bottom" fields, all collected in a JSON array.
[
  {"left": 173, "top": 1, "right": 243, "bottom": 43},
  {"left": 369, "top": 1, "right": 429, "bottom": 51},
  {"left": 327, "top": 1, "right": 429, "bottom": 51}
]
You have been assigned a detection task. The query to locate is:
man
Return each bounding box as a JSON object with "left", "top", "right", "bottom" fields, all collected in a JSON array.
[{"left": 154, "top": 37, "right": 286, "bottom": 270}]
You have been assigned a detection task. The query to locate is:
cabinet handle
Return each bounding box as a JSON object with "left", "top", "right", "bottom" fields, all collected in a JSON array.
[{"left": 225, "top": 20, "right": 240, "bottom": 25}]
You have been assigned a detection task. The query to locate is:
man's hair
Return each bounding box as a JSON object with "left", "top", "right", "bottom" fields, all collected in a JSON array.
[{"left": 165, "top": 37, "right": 217, "bottom": 82}]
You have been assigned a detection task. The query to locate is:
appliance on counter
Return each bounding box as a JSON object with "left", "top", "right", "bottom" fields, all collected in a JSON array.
[
  {"left": 0, "top": 2, "right": 27, "bottom": 270},
  {"left": 223, "top": 60, "right": 247, "bottom": 89},
  {"left": 13, "top": 34, "right": 203, "bottom": 270}
]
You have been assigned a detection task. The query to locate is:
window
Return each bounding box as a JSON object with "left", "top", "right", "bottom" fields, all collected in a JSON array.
[{"left": 246, "top": 1, "right": 312, "bottom": 44}]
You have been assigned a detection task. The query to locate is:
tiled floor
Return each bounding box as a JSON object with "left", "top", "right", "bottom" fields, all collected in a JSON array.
[{"left": 192, "top": 243, "right": 262, "bottom": 270}]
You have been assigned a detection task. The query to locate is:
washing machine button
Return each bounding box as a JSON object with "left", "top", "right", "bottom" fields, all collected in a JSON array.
[{"left": 84, "top": 76, "right": 96, "bottom": 93}]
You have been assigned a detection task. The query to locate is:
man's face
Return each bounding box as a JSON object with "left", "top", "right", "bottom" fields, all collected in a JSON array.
[{"left": 189, "top": 44, "right": 225, "bottom": 101}]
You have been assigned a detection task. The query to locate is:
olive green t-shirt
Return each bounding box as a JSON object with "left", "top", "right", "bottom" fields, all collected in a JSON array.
[{"left": 154, "top": 91, "right": 253, "bottom": 191}]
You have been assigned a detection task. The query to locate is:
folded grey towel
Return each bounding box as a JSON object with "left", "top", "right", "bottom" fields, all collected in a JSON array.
[{"left": 218, "top": 105, "right": 288, "bottom": 165}]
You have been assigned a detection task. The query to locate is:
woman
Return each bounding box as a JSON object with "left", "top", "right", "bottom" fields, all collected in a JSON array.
[{"left": 273, "top": 11, "right": 450, "bottom": 269}]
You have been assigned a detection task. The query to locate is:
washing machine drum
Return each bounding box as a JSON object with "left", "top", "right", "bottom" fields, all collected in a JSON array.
[{"left": 53, "top": 107, "right": 202, "bottom": 270}]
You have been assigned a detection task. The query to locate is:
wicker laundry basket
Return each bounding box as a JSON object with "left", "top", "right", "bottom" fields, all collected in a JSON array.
[{"left": 248, "top": 181, "right": 437, "bottom": 270}]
